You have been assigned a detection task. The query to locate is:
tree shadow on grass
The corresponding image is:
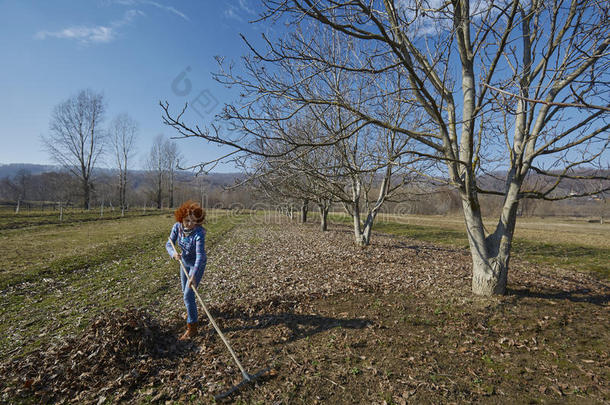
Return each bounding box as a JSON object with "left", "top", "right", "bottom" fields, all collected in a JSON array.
[
  {"left": 162, "top": 311, "right": 364, "bottom": 402},
  {"left": 507, "top": 287, "right": 609, "bottom": 306}
]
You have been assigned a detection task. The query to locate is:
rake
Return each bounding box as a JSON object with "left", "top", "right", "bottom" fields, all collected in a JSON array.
[{"left": 168, "top": 238, "right": 270, "bottom": 400}]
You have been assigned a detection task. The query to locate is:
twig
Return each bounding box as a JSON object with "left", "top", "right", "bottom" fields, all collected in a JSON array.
[
  {"left": 286, "top": 354, "right": 301, "bottom": 366},
  {"left": 324, "top": 377, "right": 345, "bottom": 390}
]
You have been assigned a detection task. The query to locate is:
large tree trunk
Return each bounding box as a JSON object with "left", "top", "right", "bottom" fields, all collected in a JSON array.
[
  {"left": 318, "top": 202, "right": 329, "bottom": 231},
  {"left": 156, "top": 174, "right": 163, "bottom": 209},
  {"left": 301, "top": 199, "right": 309, "bottom": 223},
  {"left": 83, "top": 181, "right": 91, "bottom": 210},
  {"left": 352, "top": 206, "right": 366, "bottom": 246},
  {"left": 347, "top": 175, "right": 366, "bottom": 245},
  {"left": 169, "top": 174, "right": 175, "bottom": 208},
  {"left": 353, "top": 215, "right": 373, "bottom": 246},
  {"left": 359, "top": 211, "right": 379, "bottom": 247},
  {"left": 352, "top": 166, "right": 389, "bottom": 246},
  {"left": 355, "top": 226, "right": 371, "bottom": 246},
  {"left": 462, "top": 183, "right": 520, "bottom": 296},
  {"left": 468, "top": 234, "right": 510, "bottom": 296},
  {"left": 351, "top": 208, "right": 381, "bottom": 246},
  {"left": 119, "top": 173, "right": 127, "bottom": 215}
]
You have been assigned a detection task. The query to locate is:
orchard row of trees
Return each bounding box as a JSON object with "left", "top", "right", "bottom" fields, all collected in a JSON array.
[{"left": 162, "top": 0, "right": 610, "bottom": 296}]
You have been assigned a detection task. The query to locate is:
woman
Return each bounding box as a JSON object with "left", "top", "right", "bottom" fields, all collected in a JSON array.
[{"left": 166, "top": 200, "right": 207, "bottom": 340}]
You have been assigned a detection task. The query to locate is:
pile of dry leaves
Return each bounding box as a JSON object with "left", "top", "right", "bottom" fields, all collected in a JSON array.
[{"left": 0, "top": 308, "right": 179, "bottom": 403}]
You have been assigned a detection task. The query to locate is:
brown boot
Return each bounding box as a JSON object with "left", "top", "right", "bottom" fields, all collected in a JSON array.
[{"left": 178, "top": 322, "right": 198, "bottom": 340}]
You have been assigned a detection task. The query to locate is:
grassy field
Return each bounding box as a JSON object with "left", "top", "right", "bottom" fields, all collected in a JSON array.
[
  {"left": 330, "top": 213, "right": 610, "bottom": 279},
  {"left": 0, "top": 212, "right": 608, "bottom": 403}
]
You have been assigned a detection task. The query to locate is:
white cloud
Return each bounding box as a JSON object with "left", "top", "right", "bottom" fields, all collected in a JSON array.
[
  {"left": 35, "top": 9, "right": 144, "bottom": 44},
  {"left": 111, "top": 0, "right": 190, "bottom": 21},
  {"left": 224, "top": 6, "right": 244, "bottom": 22},
  {"left": 115, "top": 9, "right": 145, "bottom": 26},
  {"left": 224, "top": 0, "right": 258, "bottom": 22},
  {"left": 237, "top": 0, "right": 255, "bottom": 15},
  {"left": 36, "top": 26, "right": 115, "bottom": 43},
  {"left": 141, "top": 0, "right": 190, "bottom": 21}
]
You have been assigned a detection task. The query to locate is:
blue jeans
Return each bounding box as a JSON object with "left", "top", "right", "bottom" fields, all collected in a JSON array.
[{"left": 180, "top": 260, "right": 205, "bottom": 323}]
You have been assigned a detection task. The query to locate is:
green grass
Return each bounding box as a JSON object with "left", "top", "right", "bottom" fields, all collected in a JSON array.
[
  {"left": 372, "top": 220, "right": 469, "bottom": 247},
  {"left": 0, "top": 212, "right": 246, "bottom": 359},
  {"left": 0, "top": 214, "right": 175, "bottom": 290},
  {"left": 0, "top": 207, "right": 171, "bottom": 230},
  {"left": 0, "top": 229, "right": 161, "bottom": 290},
  {"left": 330, "top": 214, "right": 468, "bottom": 246},
  {"left": 330, "top": 214, "right": 610, "bottom": 279},
  {"left": 511, "top": 240, "right": 610, "bottom": 278}
]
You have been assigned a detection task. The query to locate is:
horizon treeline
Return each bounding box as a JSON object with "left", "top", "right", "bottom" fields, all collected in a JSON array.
[{"left": 0, "top": 165, "right": 255, "bottom": 212}]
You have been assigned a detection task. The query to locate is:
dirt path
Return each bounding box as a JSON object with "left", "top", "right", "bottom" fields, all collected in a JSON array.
[{"left": 2, "top": 219, "right": 608, "bottom": 404}]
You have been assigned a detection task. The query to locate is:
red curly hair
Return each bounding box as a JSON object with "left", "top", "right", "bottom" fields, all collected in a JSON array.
[{"left": 174, "top": 200, "right": 206, "bottom": 224}]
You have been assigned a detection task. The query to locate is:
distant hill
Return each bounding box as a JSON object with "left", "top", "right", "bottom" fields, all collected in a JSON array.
[
  {"left": 477, "top": 169, "right": 610, "bottom": 197},
  {"left": 0, "top": 163, "right": 243, "bottom": 186},
  {"left": 0, "top": 163, "right": 59, "bottom": 178}
]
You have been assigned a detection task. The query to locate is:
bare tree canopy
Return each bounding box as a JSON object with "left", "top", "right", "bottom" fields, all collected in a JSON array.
[
  {"left": 110, "top": 113, "right": 138, "bottom": 215},
  {"left": 164, "top": 140, "right": 183, "bottom": 208},
  {"left": 162, "top": 0, "right": 610, "bottom": 296},
  {"left": 43, "top": 89, "right": 106, "bottom": 209},
  {"left": 144, "top": 135, "right": 183, "bottom": 209}
]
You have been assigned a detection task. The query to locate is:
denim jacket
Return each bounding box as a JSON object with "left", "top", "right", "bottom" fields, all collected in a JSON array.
[{"left": 166, "top": 222, "right": 207, "bottom": 277}]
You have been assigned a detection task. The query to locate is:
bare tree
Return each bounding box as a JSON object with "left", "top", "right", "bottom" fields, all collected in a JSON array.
[
  {"left": 42, "top": 89, "right": 106, "bottom": 209},
  {"left": 163, "top": 140, "right": 182, "bottom": 208},
  {"left": 245, "top": 136, "right": 339, "bottom": 231},
  {"left": 231, "top": 111, "right": 340, "bottom": 231},
  {"left": 37, "top": 171, "right": 78, "bottom": 205},
  {"left": 9, "top": 169, "right": 33, "bottom": 213},
  {"left": 110, "top": 113, "right": 138, "bottom": 215},
  {"left": 0, "top": 177, "right": 19, "bottom": 203},
  {"left": 146, "top": 135, "right": 166, "bottom": 209},
  {"left": 307, "top": 64, "right": 427, "bottom": 245}
]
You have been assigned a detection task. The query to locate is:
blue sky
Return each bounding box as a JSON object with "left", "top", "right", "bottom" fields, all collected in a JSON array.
[{"left": 0, "top": 0, "right": 267, "bottom": 172}]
